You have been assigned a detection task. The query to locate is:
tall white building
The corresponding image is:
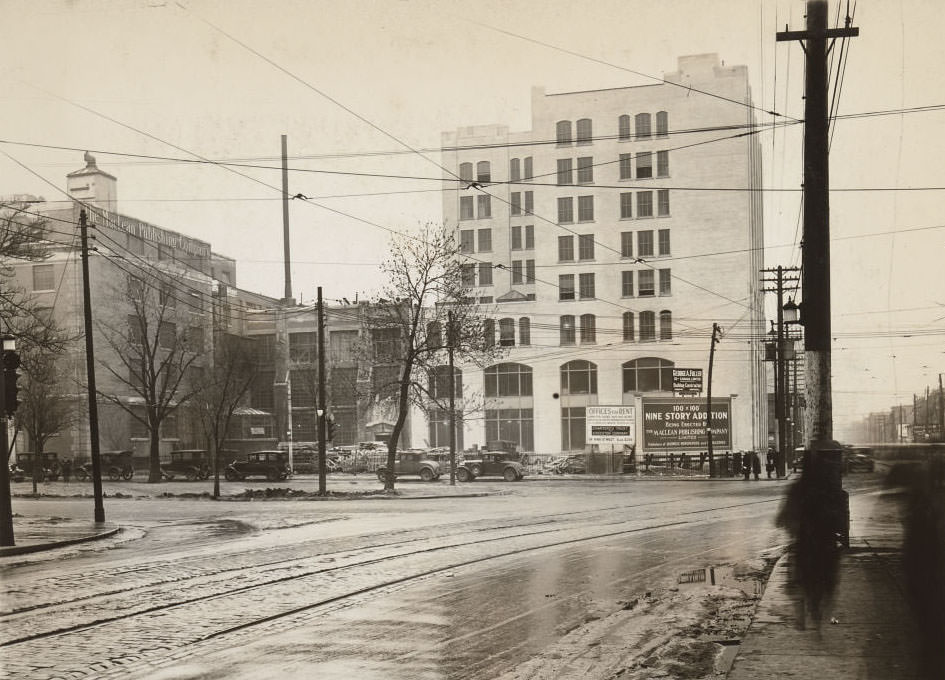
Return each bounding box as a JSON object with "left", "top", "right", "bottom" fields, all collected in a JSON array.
[{"left": 442, "top": 54, "right": 767, "bottom": 457}]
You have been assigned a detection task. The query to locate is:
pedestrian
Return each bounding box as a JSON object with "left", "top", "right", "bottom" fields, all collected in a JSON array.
[
  {"left": 61, "top": 458, "right": 72, "bottom": 483},
  {"left": 752, "top": 451, "right": 762, "bottom": 480},
  {"left": 669, "top": 452, "right": 675, "bottom": 469},
  {"left": 766, "top": 447, "right": 776, "bottom": 479},
  {"left": 742, "top": 452, "right": 752, "bottom": 480}
]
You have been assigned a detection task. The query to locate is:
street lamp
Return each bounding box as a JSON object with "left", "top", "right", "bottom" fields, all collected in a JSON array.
[{"left": 782, "top": 298, "right": 800, "bottom": 325}]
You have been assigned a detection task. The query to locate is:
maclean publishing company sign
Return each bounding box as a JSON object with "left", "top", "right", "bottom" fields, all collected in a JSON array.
[{"left": 641, "top": 398, "right": 731, "bottom": 452}]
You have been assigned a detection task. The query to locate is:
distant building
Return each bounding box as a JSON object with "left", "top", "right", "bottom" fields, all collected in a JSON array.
[{"left": 442, "top": 54, "right": 768, "bottom": 455}]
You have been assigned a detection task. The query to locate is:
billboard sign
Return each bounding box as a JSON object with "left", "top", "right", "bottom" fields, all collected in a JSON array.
[
  {"left": 672, "top": 368, "right": 703, "bottom": 395},
  {"left": 642, "top": 398, "right": 731, "bottom": 451},
  {"left": 586, "top": 405, "right": 636, "bottom": 445}
]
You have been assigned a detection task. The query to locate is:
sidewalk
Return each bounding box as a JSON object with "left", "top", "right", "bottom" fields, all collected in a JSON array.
[
  {"left": 0, "top": 517, "right": 120, "bottom": 557},
  {"left": 727, "top": 509, "right": 921, "bottom": 679}
]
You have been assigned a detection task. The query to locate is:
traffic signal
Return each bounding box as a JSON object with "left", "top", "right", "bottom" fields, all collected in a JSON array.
[{"left": 2, "top": 349, "right": 21, "bottom": 417}]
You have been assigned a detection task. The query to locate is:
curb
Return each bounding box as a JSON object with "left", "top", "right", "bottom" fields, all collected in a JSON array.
[{"left": 0, "top": 525, "right": 121, "bottom": 557}]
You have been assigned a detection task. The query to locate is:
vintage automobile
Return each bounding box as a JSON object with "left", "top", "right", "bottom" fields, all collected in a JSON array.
[
  {"left": 843, "top": 447, "right": 876, "bottom": 473},
  {"left": 376, "top": 450, "right": 442, "bottom": 482},
  {"left": 76, "top": 450, "right": 135, "bottom": 481},
  {"left": 455, "top": 449, "right": 526, "bottom": 482},
  {"left": 10, "top": 452, "right": 61, "bottom": 482},
  {"left": 224, "top": 450, "right": 291, "bottom": 482},
  {"left": 161, "top": 449, "right": 212, "bottom": 481}
]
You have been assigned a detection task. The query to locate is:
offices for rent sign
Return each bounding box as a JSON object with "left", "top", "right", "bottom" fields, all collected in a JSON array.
[
  {"left": 642, "top": 398, "right": 731, "bottom": 451},
  {"left": 586, "top": 406, "right": 636, "bottom": 445}
]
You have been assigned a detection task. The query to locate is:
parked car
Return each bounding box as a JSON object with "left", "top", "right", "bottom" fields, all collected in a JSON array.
[
  {"left": 161, "top": 449, "right": 212, "bottom": 481},
  {"left": 456, "top": 450, "right": 525, "bottom": 482},
  {"left": 843, "top": 448, "right": 876, "bottom": 473},
  {"left": 376, "top": 450, "right": 442, "bottom": 482},
  {"left": 224, "top": 450, "right": 291, "bottom": 481},
  {"left": 76, "top": 450, "right": 135, "bottom": 481},
  {"left": 10, "top": 452, "right": 61, "bottom": 482}
]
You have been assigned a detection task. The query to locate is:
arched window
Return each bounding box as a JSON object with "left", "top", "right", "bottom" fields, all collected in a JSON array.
[
  {"left": 635, "top": 113, "right": 651, "bottom": 139},
  {"left": 618, "top": 114, "right": 631, "bottom": 141},
  {"left": 499, "top": 317, "right": 515, "bottom": 346},
  {"left": 518, "top": 317, "right": 531, "bottom": 346},
  {"left": 426, "top": 321, "right": 442, "bottom": 349},
  {"left": 560, "top": 315, "right": 575, "bottom": 345},
  {"left": 556, "top": 120, "right": 573, "bottom": 145},
  {"left": 660, "top": 310, "right": 673, "bottom": 340},
  {"left": 656, "top": 111, "right": 669, "bottom": 137},
  {"left": 622, "top": 357, "right": 675, "bottom": 393},
  {"left": 579, "top": 313, "right": 596, "bottom": 343},
  {"left": 622, "top": 312, "right": 635, "bottom": 342},
  {"left": 459, "top": 162, "right": 473, "bottom": 181},
  {"left": 639, "top": 311, "right": 656, "bottom": 341},
  {"left": 476, "top": 161, "right": 491, "bottom": 183},
  {"left": 576, "top": 118, "right": 593, "bottom": 144},
  {"left": 561, "top": 359, "right": 598, "bottom": 395},
  {"left": 509, "top": 158, "right": 521, "bottom": 182},
  {"left": 428, "top": 365, "right": 463, "bottom": 400},
  {"left": 484, "top": 363, "right": 533, "bottom": 397},
  {"left": 483, "top": 318, "right": 495, "bottom": 347}
]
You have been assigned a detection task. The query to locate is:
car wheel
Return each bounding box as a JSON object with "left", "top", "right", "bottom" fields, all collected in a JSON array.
[
  {"left": 420, "top": 468, "right": 435, "bottom": 482},
  {"left": 122, "top": 468, "right": 134, "bottom": 481},
  {"left": 503, "top": 467, "right": 517, "bottom": 482},
  {"left": 224, "top": 468, "right": 239, "bottom": 481},
  {"left": 186, "top": 468, "right": 198, "bottom": 481},
  {"left": 377, "top": 470, "right": 388, "bottom": 483},
  {"left": 108, "top": 468, "right": 121, "bottom": 481},
  {"left": 471, "top": 465, "right": 482, "bottom": 477},
  {"left": 456, "top": 468, "right": 472, "bottom": 482}
]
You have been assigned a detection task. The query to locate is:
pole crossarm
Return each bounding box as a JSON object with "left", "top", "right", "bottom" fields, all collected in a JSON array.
[{"left": 776, "top": 27, "right": 859, "bottom": 42}]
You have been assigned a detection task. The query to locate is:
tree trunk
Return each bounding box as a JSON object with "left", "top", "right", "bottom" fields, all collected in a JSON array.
[
  {"left": 384, "top": 366, "right": 413, "bottom": 491},
  {"left": 148, "top": 411, "right": 162, "bottom": 483}
]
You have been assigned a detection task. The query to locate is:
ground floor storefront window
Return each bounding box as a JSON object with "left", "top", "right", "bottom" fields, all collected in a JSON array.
[{"left": 485, "top": 408, "right": 534, "bottom": 451}]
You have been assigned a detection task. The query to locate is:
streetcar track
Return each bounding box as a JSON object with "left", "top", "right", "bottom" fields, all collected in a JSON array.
[{"left": 0, "top": 497, "right": 780, "bottom": 649}]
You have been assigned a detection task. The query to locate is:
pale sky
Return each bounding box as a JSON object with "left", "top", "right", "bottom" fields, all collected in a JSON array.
[{"left": 2, "top": 0, "right": 943, "bottom": 432}]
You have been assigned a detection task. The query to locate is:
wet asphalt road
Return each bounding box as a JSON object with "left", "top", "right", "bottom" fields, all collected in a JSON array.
[{"left": 1, "top": 476, "right": 879, "bottom": 679}]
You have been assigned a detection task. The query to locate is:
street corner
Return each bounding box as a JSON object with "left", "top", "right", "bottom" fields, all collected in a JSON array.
[{"left": 0, "top": 515, "right": 121, "bottom": 557}]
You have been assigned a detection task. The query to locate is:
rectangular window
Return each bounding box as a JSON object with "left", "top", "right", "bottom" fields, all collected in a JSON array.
[
  {"left": 620, "top": 192, "right": 632, "bottom": 219},
  {"left": 620, "top": 231, "right": 633, "bottom": 257},
  {"left": 477, "top": 228, "right": 492, "bottom": 252},
  {"left": 509, "top": 158, "right": 521, "bottom": 182},
  {"left": 524, "top": 224, "right": 534, "bottom": 249},
  {"left": 638, "top": 230, "right": 654, "bottom": 257},
  {"left": 637, "top": 191, "right": 653, "bottom": 217},
  {"left": 560, "top": 316, "right": 575, "bottom": 345},
  {"left": 658, "top": 189, "right": 670, "bottom": 216},
  {"left": 580, "top": 315, "right": 596, "bottom": 343},
  {"left": 636, "top": 152, "right": 653, "bottom": 178},
  {"left": 32, "top": 264, "right": 54, "bottom": 291},
  {"left": 578, "top": 195, "right": 594, "bottom": 221},
  {"left": 459, "top": 196, "right": 474, "bottom": 220},
  {"left": 460, "top": 229, "right": 474, "bottom": 253},
  {"left": 524, "top": 191, "right": 534, "bottom": 215},
  {"left": 577, "top": 156, "right": 593, "bottom": 183},
  {"left": 476, "top": 161, "right": 491, "bottom": 183},
  {"left": 638, "top": 270, "right": 655, "bottom": 296},
  {"left": 459, "top": 163, "right": 473, "bottom": 181},
  {"left": 523, "top": 157, "right": 533, "bottom": 180},
  {"left": 158, "top": 321, "right": 177, "bottom": 349},
  {"left": 657, "top": 150, "right": 669, "bottom": 177},
  {"left": 525, "top": 259, "right": 535, "bottom": 283},
  {"left": 556, "top": 158, "right": 573, "bottom": 185},
  {"left": 579, "top": 273, "right": 595, "bottom": 299},
  {"left": 576, "top": 119, "right": 593, "bottom": 145},
  {"left": 557, "top": 197, "right": 574, "bottom": 223},
  {"left": 461, "top": 263, "right": 476, "bottom": 287},
  {"left": 558, "top": 235, "right": 574, "bottom": 261},
  {"left": 510, "top": 192, "right": 521, "bottom": 216},
  {"left": 559, "top": 274, "right": 575, "bottom": 301},
  {"left": 578, "top": 234, "right": 595, "bottom": 260},
  {"left": 659, "top": 268, "right": 672, "bottom": 295},
  {"left": 511, "top": 260, "right": 523, "bottom": 284},
  {"left": 510, "top": 225, "right": 522, "bottom": 250},
  {"left": 477, "top": 195, "right": 491, "bottom": 218},
  {"left": 621, "top": 271, "right": 634, "bottom": 297},
  {"left": 658, "top": 228, "right": 671, "bottom": 255},
  {"left": 619, "top": 153, "right": 632, "bottom": 180},
  {"left": 478, "top": 262, "right": 493, "bottom": 286}
]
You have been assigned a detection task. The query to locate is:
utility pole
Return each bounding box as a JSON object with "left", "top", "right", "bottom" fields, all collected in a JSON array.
[
  {"left": 447, "top": 311, "right": 456, "bottom": 486},
  {"left": 778, "top": 1, "right": 858, "bottom": 450},
  {"left": 79, "top": 209, "right": 105, "bottom": 523},
  {"left": 761, "top": 265, "right": 800, "bottom": 477},
  {"left": 0, "top": 335, "right": 16, "bottom": 546},
  {"left": 939, "top": 373, "right": 945, "bottom": 442},
  {"left": 316, "top": 287, "right": 327, "bottom": 494},
  {"left": 281, "top": 135, "right": 292, "bottom": 302},
  {"left": 706, "top": 323, "right": 721, "bottom": 477}
]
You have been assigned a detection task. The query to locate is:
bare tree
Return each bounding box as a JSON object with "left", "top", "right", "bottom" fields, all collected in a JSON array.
[
  {"left": 366, "top": 224, "right": 500, "bottom": 491},
  {"left": 96, "top": 272, "right": 205, "bottom": 482},
  {"left": 191, "top": 333, "right": 257, "bottom": 498},
  {"left": 13, "top": 347, "right": 78, "bottom": 492}
]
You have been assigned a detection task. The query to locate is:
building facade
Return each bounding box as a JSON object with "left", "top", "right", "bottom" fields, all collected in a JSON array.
[{"left": 442, "top": 54, "right": 767, "bottom": 456}]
